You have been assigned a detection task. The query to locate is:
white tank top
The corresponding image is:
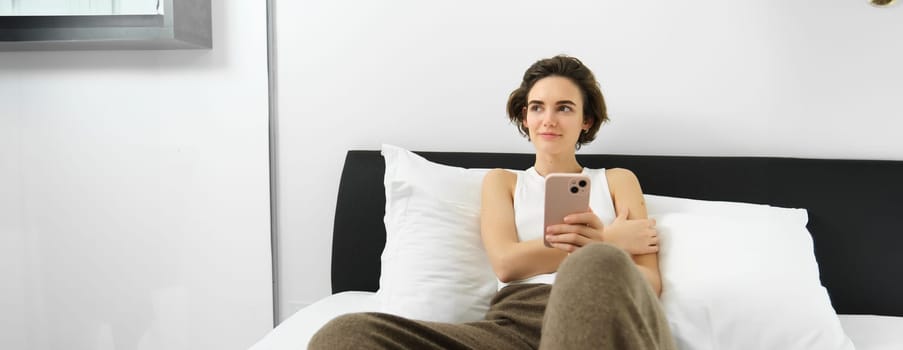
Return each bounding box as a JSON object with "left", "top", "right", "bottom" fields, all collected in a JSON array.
[{"left": 500, "top": 167, "right": 617, "bottom": 288}]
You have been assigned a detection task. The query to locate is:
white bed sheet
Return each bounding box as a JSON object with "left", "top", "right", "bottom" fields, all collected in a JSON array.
[
  {"left": 249, "top": 291, "right": 380, "bottom": 350},
  {"left": 249, "top": 292, "right": 903, "bottom": 350},
  {"left": 838, "top": 314, "right": 903, "bottom": 350}
]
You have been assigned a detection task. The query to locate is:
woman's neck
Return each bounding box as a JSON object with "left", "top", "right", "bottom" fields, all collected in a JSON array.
[{"left": 533, "top": 152, "right": 583, "bottom": 176}]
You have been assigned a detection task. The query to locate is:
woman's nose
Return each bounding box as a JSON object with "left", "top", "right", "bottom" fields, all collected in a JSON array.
[{"left": 541, "top": 111, "right": 557, "bottom": 126}]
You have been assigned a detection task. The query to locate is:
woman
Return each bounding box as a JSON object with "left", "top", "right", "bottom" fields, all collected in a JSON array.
[{"left": 310, "top": 55, "right": 676, "bottom": 349}]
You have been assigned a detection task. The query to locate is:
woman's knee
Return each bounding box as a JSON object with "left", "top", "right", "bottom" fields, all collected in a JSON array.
[
  {"left": 566, "top": 243, "right": 632, "bottom": 270},
  {"left": 308, "top": 313, "right": 381, "bottom": 349},
  {"left": 555, "top": 243, "right": 637, "bottom": 287}
]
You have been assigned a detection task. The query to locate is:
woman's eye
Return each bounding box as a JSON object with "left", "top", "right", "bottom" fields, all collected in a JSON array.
[
  {"left": 530, "top": 105, "right": 542, "bottom": 112},
  {"left": 559, "top": 106, "right": 573, "bottom": 112}
]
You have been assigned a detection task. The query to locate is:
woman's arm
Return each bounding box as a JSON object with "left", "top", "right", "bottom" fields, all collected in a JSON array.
[
  {"left": 480, "top": 169, "right": 567, "bottom": 283},
  {"left": 542, "top": 168, "right": 661, "bottom": 294},
  {"left": 606, "top": 168, "right": 663, "bottom": 296}
]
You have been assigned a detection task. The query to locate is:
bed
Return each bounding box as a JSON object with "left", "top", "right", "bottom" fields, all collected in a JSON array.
[{"left": 251, "top": 146, "right": 903, "bottom": 349}]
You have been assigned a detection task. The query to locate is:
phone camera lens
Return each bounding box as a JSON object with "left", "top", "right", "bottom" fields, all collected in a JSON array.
[
  {"left": 570, "top": 186, "right": 579, "bottom": 194},
  {"left": 578, "top": 180, "right": 587, "bottom": 187}
]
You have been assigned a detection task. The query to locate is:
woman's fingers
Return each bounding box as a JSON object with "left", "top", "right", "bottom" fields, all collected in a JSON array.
[
  {"left": 642, "top": 233, "right": 660, "bottom": 254},
  {"left": 545, "top": 232, "right": 594, "bottom": 247},
  {"left": 546, "top": 224, "right": 600, "bottom": 241},
  {"left": 563, "top": 212, "right": 603, "bottom": 228},
  {"left": 550, "top": 242, "right": 579, "bottom": 253}
]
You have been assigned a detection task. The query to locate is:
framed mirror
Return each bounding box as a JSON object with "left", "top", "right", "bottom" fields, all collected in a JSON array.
[
  {"left": 1, "top": 0, "right": 162, "bottom": 16},
  {"left": 0, "top": 0, "right": 210, "bottom": 50}
]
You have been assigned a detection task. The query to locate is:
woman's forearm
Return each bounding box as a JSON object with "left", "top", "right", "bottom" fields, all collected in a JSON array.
[
  {"left": 492, "top": 239, "right": 567, "bottom": 283},
  {"left": 634, "top": 260, "right": 663, "bottom": 297}
]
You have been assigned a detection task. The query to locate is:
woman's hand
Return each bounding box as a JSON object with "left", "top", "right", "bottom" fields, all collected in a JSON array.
[
  {"left": 601, "top": 206, "right": 660, "bottom": 255},
  {"left": 545, "top": 207, "right": 659, "bottom": 255},
  {"left": 544, "top": 210, "right": 605, "bottom": 253}
]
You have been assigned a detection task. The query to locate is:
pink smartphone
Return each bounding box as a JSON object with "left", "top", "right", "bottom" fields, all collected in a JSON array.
[{"left": 543, "top": 173, "right": 592, "bottom": 248}]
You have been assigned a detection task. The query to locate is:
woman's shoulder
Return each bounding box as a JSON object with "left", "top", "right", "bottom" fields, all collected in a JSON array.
[
  {"left": 482, "top": 168, "right": 518, "bottom": 191},
  {"left": 604, "top": 168, "right": 643, "bottom": 195},
  {"left": 483, "top": 168, "right": 519, "bottom": 182},
  {"left": 603, "top": 167, "right": 638, "bottom": 180}
]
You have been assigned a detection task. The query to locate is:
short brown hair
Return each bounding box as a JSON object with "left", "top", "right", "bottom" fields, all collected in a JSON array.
[{"left": 506, "top": 55, "right": 608, "bottom": 148}]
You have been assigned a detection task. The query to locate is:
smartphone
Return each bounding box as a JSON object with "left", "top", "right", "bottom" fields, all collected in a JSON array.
[{"left": 543, "top": 173, "right": 592, "bottom": 248}]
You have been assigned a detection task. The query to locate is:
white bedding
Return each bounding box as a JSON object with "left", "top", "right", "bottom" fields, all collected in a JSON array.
[
  {"left": 249, "top": 292, "right": 380, "bottom": 350},
  {"left": 838, "top": 314, "right": 903, "bottom": 350},
  {"left": 249, "top": 292, "right": 903, "bottom": 350}
]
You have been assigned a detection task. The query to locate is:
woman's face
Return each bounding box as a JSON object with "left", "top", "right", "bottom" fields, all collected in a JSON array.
[{"left": 523, "top": 76, "right": 591, "bottom": 155}]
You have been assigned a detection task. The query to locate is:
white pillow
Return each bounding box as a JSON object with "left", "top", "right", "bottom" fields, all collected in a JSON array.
[
  {"left": 378, "top": 144, "right": 498, "bottom": 323},
  {"left": 647, "top": 195, "right": 854, "bottom": 350}
]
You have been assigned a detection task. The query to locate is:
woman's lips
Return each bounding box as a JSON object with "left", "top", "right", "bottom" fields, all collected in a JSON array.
[{"left": 538, "top": 133, "right": 561, "bottom": 140}]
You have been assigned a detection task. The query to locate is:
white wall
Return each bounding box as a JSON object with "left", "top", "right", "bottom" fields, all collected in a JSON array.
[
  {"left": 0, "top": 2, "right": 272, "bottom": 349},
  {"left": 274, "top": 0, "right": 903, "bottom": 320}
]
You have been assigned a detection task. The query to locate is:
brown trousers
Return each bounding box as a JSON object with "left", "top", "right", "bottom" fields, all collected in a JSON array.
[{"left": 309, "top": 243, "right": 676, "bottom": 349}]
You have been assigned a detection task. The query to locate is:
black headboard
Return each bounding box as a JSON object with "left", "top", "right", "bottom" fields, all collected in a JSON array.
[{"left": 332, "top": 150, "right": 903, "bottom": 317}]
